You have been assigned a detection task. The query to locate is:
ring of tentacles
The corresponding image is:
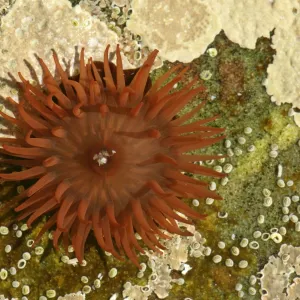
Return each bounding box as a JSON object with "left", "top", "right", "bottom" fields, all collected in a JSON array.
[{"left": 0, "top": 45, "right": 225, "bottom": 267}]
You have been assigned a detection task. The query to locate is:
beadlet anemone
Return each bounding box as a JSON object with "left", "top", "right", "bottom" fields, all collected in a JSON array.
[{"left": 0, "top": 45, "right": 225, "bottom": 267}]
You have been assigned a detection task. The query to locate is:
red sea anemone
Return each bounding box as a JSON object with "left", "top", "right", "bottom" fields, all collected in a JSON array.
[{"left": 0, "top": 45, "right": 225, "bottom": 267}]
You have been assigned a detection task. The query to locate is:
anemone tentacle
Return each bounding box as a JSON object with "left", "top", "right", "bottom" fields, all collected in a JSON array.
[{"left": 0, "top": 45, "right": 225, "bottom": 268}]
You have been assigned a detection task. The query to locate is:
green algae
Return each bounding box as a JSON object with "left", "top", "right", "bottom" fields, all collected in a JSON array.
[{"left": 0, "top": 29, "right": 300, "bottom": 300}]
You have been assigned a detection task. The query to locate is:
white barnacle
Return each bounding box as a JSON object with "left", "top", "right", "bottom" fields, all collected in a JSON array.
[
  {"left": 231, "top": 246, "right": 240, "bottom": 256},
  {"left": 224, "top": 139, "right": 231, "bottom": 148},
  {"left": 94, "top": 279, "right": 101, "bottom": 288},
  {"left": 9, "top": 267, "right": 16, "bottom": 275},
  {"left": 244, "top": 127, "right": 252, "bottom": 134},
  {"left": 225, "top": 258, "right": 234, "bottom": 267},
  {"left": 223, "top": 163, "right": 233, "bottom": 173},
  {"left": 61, "top": 256, "right": 69, "bottom": 263},
  {"left": 207, "top": 47, "right": 218, "bottom": 57},
  {"left": 247, "top": 145, "right": 256, "bottom": 152},
  {"left": 35, "top": 246, "right": 44, "bottom": 255},
  {"left": 81, "top": 276, "right": 88, "bottom": 283},
  {"left": 248, "top": 287, "right": 256, "bottom": 295},
  {"left": 221, "top": 177, "right": 229, "bottom": 186},
  {"left": 286, "top": 180, "right": 294, "bottom": 187},
  {"left": 227, "top": 148, "right": 234, "bottom": 156},
  {"left": 203, "top": 247, "right": 212, "bottom": 256},
  {"left": 270, "top": 232, "right": 283, "bottom": 243},
  {"left": 22, "top": 285, "right": 30, "bottom": 295},
  {"left": 209, "top": 181, "right": 217, "bottom": 191},
  {"left": 20, "top": 224, "right": 28, "bottom": 231},
  {"left": 0, "top": 226, "right": 9, "bottom": 235},
  {"left": 282, "top": 215, "right": 289, "bottom": 223},
  {"left": 26, "top": 239, "right": 34, "bottom": 247},
  {"left": 218, "top": 241, "right": 226, "bottom": 249},
  {"left": 22, "top": 252, "right": 31, "bottom": 260},
  {"left": 238, "top": 136, "right": 246, "bottom": 145},
  {"left": 240, "top": 238, "right": 249, "bottom": 248},
  {"left": 12, "top": 280, "right": 20, "bottom": 288},
  {"left": 257, "top": 215, "right": 265, "bottom": 224},
  {"left": 200, "top": 70, "right": 212, "bottom": 81},
  {"left": 109, "top": 268, "right": 118, "bottom": 278},
  {"left": 46, "top": 290, "right": 56, "bottom": 298},
  {"left": 277, "top": 179, "right": 285, "bottom": 188},
  {"left": 261, "top": 233, "right": 270, "bottom": 241},
  {"left": 279, "top": 227, "right": 287, "bottom": 235},
  {"left": 292, "top": 195, "right": 299, "bottom": 202},
  {"left": 238, "top": 260, "right": 248, "bottom": 269},
  {"left": 213, "top": 165, "right": 222, "bottom": 173},
  {"left": 295, "top": 222, "right": 300, "bottom": 232},
  {"left": 235, "top": 283, "right": 243, "bottom": 291},
  {"left": 234, "top": 147, "right": 243, "bottom": 156},
  {"left": 269, "top": 150, "right": 278, "bottom": 158},
  {"left": 212, "top": 255, "right": 222, "bottom": 263},
  {"left": 82, "top": 285, "right": 92, "bottom": 294},
  {"left": 290, "top": 214, "right": 298, "bottom": 223},
  {"left": 253, "top": 231, "right": 262, "bottom": 239},
  {"left": 5, "top": 245, "right": 12, "bottom": 253},
  {"left": 218, "top": 212, "right": 228, "bottom": 218},
  {"left": 249, "top": 275, "right": 257, "bottom": 285},
  {"left": 262, "top": 188, "right": 271, "bottom": 197},
  {"left": 263, "top": 196, "right": 273, "bottom": 207},
  {"left": 205, "top": 198, "right": 214, "bottom": 205},
  {"left": 0, "top": 268, "right": 8, "bottom": 280},
  {"left": 192, "top": 199, "right": 199, "bottom": 207},
  {"left": 249, "top": 241, "right": 259, "bottom": 249},
  {"left": 17, "top": 259, "right": 27, "bottom": 269},
  {"left": 282, "top": 207, "right": 289, "bottom": 214}
]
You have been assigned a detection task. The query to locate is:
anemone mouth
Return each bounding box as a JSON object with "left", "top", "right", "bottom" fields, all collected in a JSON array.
[{"left": 0, "top": 44, "right": 225, "bottom": 268}]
